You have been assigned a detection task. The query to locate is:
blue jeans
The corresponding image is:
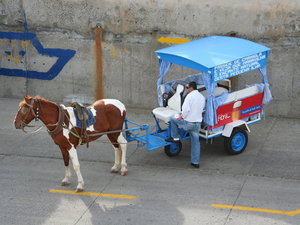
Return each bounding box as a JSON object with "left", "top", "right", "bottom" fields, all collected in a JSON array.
[{"left": 170, "top": 118, "right": 201, "bottom": 164}]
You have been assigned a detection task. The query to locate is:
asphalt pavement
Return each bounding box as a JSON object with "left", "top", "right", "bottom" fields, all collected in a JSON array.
[{"left": 0, "top": 97, "right": 299, "bottom": 225}]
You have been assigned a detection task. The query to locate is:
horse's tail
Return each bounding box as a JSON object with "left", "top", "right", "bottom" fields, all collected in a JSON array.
[{"left": 122, "top": 110, "right": 127, "bottom": 120}]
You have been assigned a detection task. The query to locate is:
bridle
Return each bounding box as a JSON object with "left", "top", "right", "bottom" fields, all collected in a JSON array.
[
  {"left": 17, "top": 98, "right": 42, "bottom": 133},
  {"left": 17, "top": 97, "right": 66, "bottom": 135}
]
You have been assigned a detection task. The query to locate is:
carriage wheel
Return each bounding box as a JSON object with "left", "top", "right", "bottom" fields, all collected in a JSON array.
[
  {"left": 224, "top": 127, "right": 248, "bottom": 155},
  {"left": 164, "top": 141, "right": 182, "bottom": 157}
]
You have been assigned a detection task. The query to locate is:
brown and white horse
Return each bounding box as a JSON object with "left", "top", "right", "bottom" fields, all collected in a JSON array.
[{"left": 14, "top": 95, "right": 128, "bottom": 192}]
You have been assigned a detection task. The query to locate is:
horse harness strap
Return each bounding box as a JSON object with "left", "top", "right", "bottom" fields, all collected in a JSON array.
[
  {"left": 71, "top": 102, "right": 89, "bottom": 121},
  {"left": 22, "top": 98, "right": 40, "bottom": 122},
  {"left": 47, "top": 105, "right": 65, "bottom": 136},
  {"left": 46, "top": 103, "right": 88, "bottom": 146},
  {"left": 71, "top": 102, "right": 90, "bottom": 147},
  {"left": 33, "top": 99, "right": 40, "bottom": 121}
]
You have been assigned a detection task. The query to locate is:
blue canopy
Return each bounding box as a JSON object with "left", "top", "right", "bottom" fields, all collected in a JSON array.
[
  {"left": 155, "top": 36, "right": 272, "bottom": 126},
  {"left": 155, "top": 36, "right": 270, "bottom": 82}
]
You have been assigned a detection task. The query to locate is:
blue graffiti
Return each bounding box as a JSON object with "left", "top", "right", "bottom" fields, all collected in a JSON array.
[
  {"left": 19, "top": 50, "right": 26, "bottom": 57},
  {"left": 0, "top": 31, "right": 76, "bottom": 80}
]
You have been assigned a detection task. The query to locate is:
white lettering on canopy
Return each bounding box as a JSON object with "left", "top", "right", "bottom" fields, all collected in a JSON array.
[{"left": 213, "top": 52, "right": 267, "bottom": 82}]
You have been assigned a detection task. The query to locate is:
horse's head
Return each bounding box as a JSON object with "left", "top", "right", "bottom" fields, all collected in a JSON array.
[{"left": 14, "top": 95, "right": 40, "bottom": 129}]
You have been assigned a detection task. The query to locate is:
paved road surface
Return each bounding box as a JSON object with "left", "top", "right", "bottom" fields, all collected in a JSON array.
[{"left": 0, "top": 97, "right": 299, "bottom": 225}]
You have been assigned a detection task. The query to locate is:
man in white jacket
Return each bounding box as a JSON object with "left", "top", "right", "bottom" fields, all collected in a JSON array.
[{"left": 166, "top": 82, "right": 205, "bottom": 168}]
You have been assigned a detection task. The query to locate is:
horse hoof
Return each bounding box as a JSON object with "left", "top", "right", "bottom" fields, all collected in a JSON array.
[
  {"left": 75, "top": 188, "right": 84, "bottom": 193},
  {"left": 120, "top": 170, "right": 128, "bottom": 176},
  {"left": 110, "top": 168, "right": 119, "bottom": 173},
  {"left": 61, "top": 181, "right": 70, "bottom": 186}
]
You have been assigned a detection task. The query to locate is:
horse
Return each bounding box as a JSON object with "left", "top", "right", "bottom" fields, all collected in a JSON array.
[{"left": 14, "top": 95, "right": 128, "bottom": 192}]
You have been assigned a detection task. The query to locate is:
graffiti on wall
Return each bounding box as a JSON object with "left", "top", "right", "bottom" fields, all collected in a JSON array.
[
  {"left": 157, "top": 37, "right": 190, "bottom": 44},
  {"left": 0, "top": 31, "right": 76, "bottom": 80}
]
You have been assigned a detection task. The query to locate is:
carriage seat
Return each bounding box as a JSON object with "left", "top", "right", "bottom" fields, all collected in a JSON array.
[
  {"left": 152, "top": 84, "right": 184, "bottom": 123},
  {"left": 200, "top": 87, "right": 229, "bottom": 99},
  {"left": 223, "top": 84, "right": 263, "bottom": 104}
]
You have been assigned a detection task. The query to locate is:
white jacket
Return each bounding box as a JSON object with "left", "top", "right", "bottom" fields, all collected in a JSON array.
[{"left": 182, "top": 90, "right": 205, "bottom": 122}]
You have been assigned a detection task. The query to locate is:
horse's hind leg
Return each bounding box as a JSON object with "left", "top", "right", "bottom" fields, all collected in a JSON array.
[
  {"left": 118, "top": 133, "right": 128, "bottom": 176},
  {"left": 110, "top": 146, "right": 121, "bottom": 173},
  {"left": 108, "top": 133, "right": 128, "bottom": 175}
]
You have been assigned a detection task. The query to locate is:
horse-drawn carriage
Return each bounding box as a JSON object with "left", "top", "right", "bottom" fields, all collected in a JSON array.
[
  {"left": 14, "top": 35, "right": 272, "bottom": 192},
  {"left": 125, "top": 35, "right": 272, "bottom": 156}
]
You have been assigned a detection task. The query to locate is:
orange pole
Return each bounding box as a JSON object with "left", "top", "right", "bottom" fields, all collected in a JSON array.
[{"left": 95, "top": 26, "right": 104, "bottom": 100}]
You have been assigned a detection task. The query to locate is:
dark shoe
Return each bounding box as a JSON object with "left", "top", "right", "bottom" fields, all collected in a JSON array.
[
  {"left": 165, "top": 138, "right": 180, "bottom": 143},
  {"left": 191, "top": 163, "right": 199, "bottom": 168}
]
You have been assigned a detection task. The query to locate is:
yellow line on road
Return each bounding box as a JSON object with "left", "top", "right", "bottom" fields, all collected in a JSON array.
[
  {"left": 49, "top": 189, "right": 137, "bottom": 199},
  {"left": 211, "top": 204, "right": 300, "bottom": 216}
]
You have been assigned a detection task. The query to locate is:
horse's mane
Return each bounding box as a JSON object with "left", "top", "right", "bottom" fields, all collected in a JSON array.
[
  {"left": 19, "top": 100, "right": 26, "bottom": 107},
  {"left": 35, "top": 96, "right": 54, "bottom": 104},
  {"left": 19, "top": 95, "right": 56, "bottom": 107}
]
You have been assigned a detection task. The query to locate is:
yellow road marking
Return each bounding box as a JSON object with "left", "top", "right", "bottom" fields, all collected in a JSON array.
[
  {"left": 157, "top": 37, "right": 190, "bottom": 44},
  {"left": 211, "top": 204, "right": 300, "bottom": 216},
  {"left": 49, "top": 189, "right": 137, "bottom": 199}
]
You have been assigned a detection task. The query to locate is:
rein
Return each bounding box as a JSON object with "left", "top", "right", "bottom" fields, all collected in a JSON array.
[{"left": 21, "top": 125, "right": 43, "bottom": 134}]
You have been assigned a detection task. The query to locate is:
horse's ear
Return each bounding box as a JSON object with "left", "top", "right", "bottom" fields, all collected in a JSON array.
[{"left": 24, "top": 94, "right": 32, "bottom": 104}]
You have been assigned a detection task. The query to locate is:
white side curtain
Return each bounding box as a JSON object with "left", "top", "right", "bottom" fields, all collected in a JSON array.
[
  {"left": 202, "top": 72, "right": 228, "bottom": 126},
  {"left": 259, "top": 66, "right": 273, "bottom": 105}
]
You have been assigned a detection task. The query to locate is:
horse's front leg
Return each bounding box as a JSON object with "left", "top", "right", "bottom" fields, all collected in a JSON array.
[
  {"left": 108, "top": 133, "right": 127, "bottom": 175},
  {"left": 60, "top": 147, "right": 71, "bottom": 186},
  {"left": 68, "top": 147, "right": 84, "bottom": 192}
]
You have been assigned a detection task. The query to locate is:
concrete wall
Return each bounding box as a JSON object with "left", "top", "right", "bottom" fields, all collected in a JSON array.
[{"left": 0, "top": 0, "right": 299, "bottom": 118}]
